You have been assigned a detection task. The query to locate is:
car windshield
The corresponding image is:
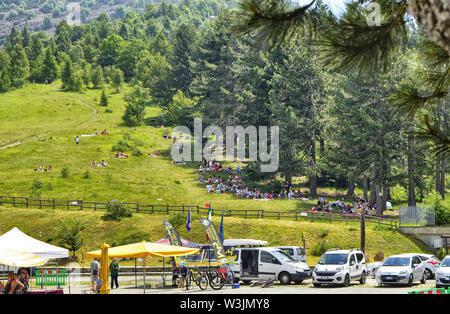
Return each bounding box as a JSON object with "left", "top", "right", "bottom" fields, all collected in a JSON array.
[
  {"left": 297, "top": 247, "right": 305, "bottom": 255},
  {"left": 272, "top": 250, "right": 296, "bottom": 263},
  {"left": 318, "top": 253, "right": 348, "bottom": 265},
  {"left": 383, "top": 257, "right": 410, "bottom": 267},
  {"left": 441, "top": 258, "right": 450, "bottom": 267}
]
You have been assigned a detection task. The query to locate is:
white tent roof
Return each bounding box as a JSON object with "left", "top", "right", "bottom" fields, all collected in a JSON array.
[
  {"left": 0, "top": 250, "right": 48, "bottom": 267},
  {"left": 0, "top": 228, "right": 68, "bottom": 260},
  {"left": 223, "top": 239, "right": 268, "bottom": 247}
]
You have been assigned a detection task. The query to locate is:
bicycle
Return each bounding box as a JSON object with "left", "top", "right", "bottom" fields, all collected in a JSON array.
[
  {"left": 207, "top": 264, "right": 235, "bottom": 290},
  {"left": 185, "top": 266, "right": 209, "bottom": 291}
]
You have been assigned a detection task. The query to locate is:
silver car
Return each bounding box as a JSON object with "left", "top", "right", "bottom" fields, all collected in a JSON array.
[
  {"left": 376, "top": 254, "right": 426, "bottom": 287},
  {"left": 435, "top": 255, "right": 450, "bottom": 288},
  {"left": 417, "top": 254, "right": 441, "bottom": 279}
]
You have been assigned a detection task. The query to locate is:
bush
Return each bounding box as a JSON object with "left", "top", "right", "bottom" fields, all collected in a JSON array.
[
  {"left": 102, "top": 201, "right": 132, "bottom": 221},
  {"left": 132, "top": 147, "right": 143, "bottom": 157},
  {"left": 118, "top": 231, "right": 149, "bottom": 246},
  {"left": 424, "top": 192, "right": 450, "bottom": 226},
  {"left": 60, "top": 166, "right": 70, "bottom": 178},
  {"left": 31, "top": 179, "right": 43, "bottom": 199},
  {"left": 168, "top": 213, "right": 185, "bottom": 229},
  {"left": 310, "top": 240, "right": 329, "bottom": 256},
  {"left": 83, "top": 170, "right": 90, "bottom": 179},
  {"left": 112, "top": 140, "right": 133, "bottom": 152},
  {"left": 436, "top": 248, "right": 447, "bottom": 260}
]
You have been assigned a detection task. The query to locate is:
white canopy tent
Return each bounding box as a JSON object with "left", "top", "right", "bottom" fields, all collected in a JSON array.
[
  {"left": 0, "top": 228, "right": 68, "bottom": 260},
  {"left": 0, "top": 250, "right": 48, "bottom": 267}
]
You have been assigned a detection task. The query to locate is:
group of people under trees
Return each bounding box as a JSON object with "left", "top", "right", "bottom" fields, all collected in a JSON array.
[
  {"left": 0, "top": 268, "right": 30, "bottom": 294},
  {"left": 311, "top": 197, "right": 372, "bottom": 215},
  {"left": 198, "top": 159, "right": 309, "bottom": 200}
]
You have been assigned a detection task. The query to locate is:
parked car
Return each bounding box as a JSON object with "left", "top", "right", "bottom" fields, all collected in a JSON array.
[
  {"left": 274, "top": 246, "right": 306, "bottom": 263},
  {"left": 312, "top": 248, "right": 367, "bottom": 287},
  {"left": 435, "top": 255, "right": 450, "bottom": 288},
  {"left": 416, "top": 254, "right": 441, "bottom": 279},
  {"left": 230, "top": 247, "right": 312, "bottom": 285},
  {"left": 376, "top": 253, "right": 426, "bottom": 287}
]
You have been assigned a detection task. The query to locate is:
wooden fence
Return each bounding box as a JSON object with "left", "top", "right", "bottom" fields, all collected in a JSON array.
[{"left": 0, "top": 195, "right": 398, "bottom": 228}]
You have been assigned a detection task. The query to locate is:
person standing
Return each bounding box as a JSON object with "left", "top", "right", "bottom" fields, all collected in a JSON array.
[
  {"left": 109, "top": 258, "right": 120, "bottom": 289},
  {"left": 75, "top": 136, "right": 79, "bottom": 145},
  {"left": 90, "top": 258, "right": 100, "bottom": 291}
]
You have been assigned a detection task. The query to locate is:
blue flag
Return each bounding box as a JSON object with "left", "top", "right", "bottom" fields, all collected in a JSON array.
[
  {"left": 219, "top": 209, "right": 224, "bottom": 243},
  {"left": 186, "top": 208, "right": 191, "bottom": 231}
]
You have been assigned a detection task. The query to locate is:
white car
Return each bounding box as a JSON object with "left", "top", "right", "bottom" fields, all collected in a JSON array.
[
  {"left": 376, "top": 253, "right": 426, "bottom": 287},
  {"left": 274, "top": 246, "right": 306, "bottom": 263},
  {"left": 416, "top": 254, "right": 441, "bottom": 279},
  {"left": 435, "top": 255, "right": 450, "bottom": 288},
  {"left": 313, "top": 249, "right": 367, "bottom": 287}
]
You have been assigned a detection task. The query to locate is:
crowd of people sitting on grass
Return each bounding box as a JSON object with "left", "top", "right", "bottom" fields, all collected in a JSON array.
[
  {"left": 310, "top": 197, "right": 371, "bottom": 215},
  {"left": 34, "top": 165, "right": 53, "bottom": 172},
  {"left": 198, "top": 159, "right": 311, "bottom": 200},
  {"left": 90, "top": 160, "right": 108, "bottom": 167},
  {"left": 113, "top": 152, "right": 128, "bottom": 159},
  {"left": 0, "top": 268, "right": 29, "bottom": 294}
]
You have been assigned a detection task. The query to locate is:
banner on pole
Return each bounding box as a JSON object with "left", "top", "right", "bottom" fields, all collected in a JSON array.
[{"left": 199, "top": 218, "right": 227, "bottom": 265}]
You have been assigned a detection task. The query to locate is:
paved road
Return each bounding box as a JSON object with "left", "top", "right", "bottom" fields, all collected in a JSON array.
[{"left": 62, "top": 278, "right": 438, "bottom": 294}]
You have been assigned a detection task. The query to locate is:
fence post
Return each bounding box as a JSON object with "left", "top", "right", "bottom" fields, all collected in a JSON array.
[
  {"left": 295, "top": 212, "right": 298, "bottom": 221},
  {"left": 0, "top": 196, "right": 2, "bottom": 206},
  {"left": 167, "top": 205, "right": 169, "bottom": 214},
  {"left": 79, "top": 200, "right": 83, "bottom": 210},
  {"left": 245, "top": 210, "right": 247, "bottom": 219},
  {"left": 136, "top": 203, "right": 139, "bottom": 213},
  {"left": 182, "top": 205, "right": 185, "bottom": 213},
  {"left": 25, "top": 198, "right": 29, "bottom": 208},
  {"left": 13, "top": 197, "right": 16, "bottom": 207},
  {"left": 39, "top": 199, "right": 42, "bottom": 209},
  {"left": 53, "top": 199, "right": 55, "bottom": 210}
]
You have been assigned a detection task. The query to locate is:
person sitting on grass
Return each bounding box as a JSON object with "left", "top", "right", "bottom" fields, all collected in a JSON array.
[
  {"left": 90, "top": 160, "right": 97, "bottom": 167},
  {"left": 101, "top": 129, "right": 110, "bottom": 135},
  {"left": 99, "top": 160, "right": 108, "bottom": 167},
  {"left": 48, "top": 165, "right": 53, "bottom": 171}
]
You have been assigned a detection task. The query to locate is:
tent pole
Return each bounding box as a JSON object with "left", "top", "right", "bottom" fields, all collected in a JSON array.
[
  {"left": 135, "top": 258, "right": 137, "bottom": 287},
  {"left": 143, "top": 257, "right": 146, "bottom": 294}
]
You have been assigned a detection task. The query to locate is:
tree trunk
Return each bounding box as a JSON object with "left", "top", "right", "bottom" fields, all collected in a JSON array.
[
  {"left": 347, "top": 174, "right": 355, "bottom": 197},
  {"left": 408, "top": 121, "right": 416, "bottom": 206},
  {"left": 309, "top": 139, "right": 318, "bottom": 198},
  {"left": 436, "top": 154, "right": 442, "bottom": 195},
  {"left": 363, "top": 175, "right": 368, "bottom": 201},
  {"left": 440, "top": 154, "right": 446, "bottom": 200},
  {"left": 369, "top": 179, "right": 376, "bottom": 205},
  {"left": 408, "top": 0, "right": 450, "bottom": 55}
]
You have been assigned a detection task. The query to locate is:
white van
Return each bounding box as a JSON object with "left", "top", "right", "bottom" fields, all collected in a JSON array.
[
  {"left": 230, "top": 247, "right": 312, "bottom": 285},
  {"left": 312, "top": 248, "right": 367, "bottom": 287},
  {"left": 274, "top": 246, "right": 306, "bottom": 263}
]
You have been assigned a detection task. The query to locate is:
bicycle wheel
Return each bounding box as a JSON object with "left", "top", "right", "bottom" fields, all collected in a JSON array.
[
  {"left": 196, "top": 273, "right": 209, "bottom": 290},
  {"left": 185, "top": 272, "right": 192, "bottom": 291},
  {"left": 209, "top": 270, "right": 224, "bottom": 290}
]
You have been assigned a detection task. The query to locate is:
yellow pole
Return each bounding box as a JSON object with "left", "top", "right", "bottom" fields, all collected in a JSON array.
[{"left": 100, "top": 243, "right": 110, "bottom": 295}]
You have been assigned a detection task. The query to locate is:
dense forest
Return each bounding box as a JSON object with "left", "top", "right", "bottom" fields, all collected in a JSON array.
[{"left": 0, "top": 0, "right": 448, "bottom": 221}]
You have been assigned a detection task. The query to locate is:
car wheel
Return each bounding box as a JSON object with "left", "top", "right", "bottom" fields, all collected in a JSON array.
[
  {"left": 343, "top": 274, "right": 350, "bottom": 287},
  {"left": 407, "top": 274, "right": 413, "bottom": 287},
  {"left": 359, "top": 271, "right": 366, "bottom": 285},
  {"left": 424, "top": 269, "right": 432, "bottom": 279},
  {"left": 420, "top": 272, "right": 426, "bottom": 284},
  {"left": 278, "top": 272, "right": 292, "bottom": 285}
]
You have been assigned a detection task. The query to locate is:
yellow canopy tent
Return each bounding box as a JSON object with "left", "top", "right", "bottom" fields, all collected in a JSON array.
[
  {"left": 0, "top": 250, "right": 48, "bottom": 267},
  {"left": 86, "top": 241, "right": 200, "bottom": 294}
]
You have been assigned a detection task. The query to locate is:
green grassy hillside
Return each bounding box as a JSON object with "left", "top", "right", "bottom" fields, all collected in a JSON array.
[
  {"left": 0, "top": 82, "right": 317, "bottom": 211},
  {"left": 0, "top": 207, "right": 432, "bottom": 265}
]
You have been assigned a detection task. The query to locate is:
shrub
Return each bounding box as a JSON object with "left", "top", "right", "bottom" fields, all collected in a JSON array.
[
  {"left": 436, "top": 248, "right": 447, "bottom": 260},
  {"left": 311, "top": 240, "right": 329, "bottom": 256},
  {"left": 102, "top": 201, "right": 132, "bottom": 221},
  {"left": 168, "top": 213, "right": 185, "bottom": 229},
  {"left": 118, "top": 231, "right": 149, "bottom": 246},
  {"left": 132, "top": 147, "right": 143, "bottom": 157},
  {"left": 83, "top": 170, "right": 90, "bottom": 179},
  {"left": 112, "top": 140, "right": 133, "bottom": 152},
  {"left": 60, "top": 166, "right": 70, "bottom": 178},
  {"left": 31, "top": 179, "right": 43, "bottom": 199}
]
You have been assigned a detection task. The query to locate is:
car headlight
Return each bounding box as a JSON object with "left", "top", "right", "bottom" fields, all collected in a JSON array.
[{"left": 335, "top": 266, "right": 344, "bottom": 272}]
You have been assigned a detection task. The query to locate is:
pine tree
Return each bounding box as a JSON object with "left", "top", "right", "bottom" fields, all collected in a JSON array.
[
  {"left": 100, "top": 89, "right": 108, "bottom": 106},
  {"left": 9, "top": 44, "right": 30, "bottom": 88},
  {"left": 41, "top": 48, "right": 58, "bottom": 83},
  {"left": 91, "top": 65, "right": 105, "bottom": 89},
  {"left": 0, "top": 50, "right": 12, "bottom": 92}
]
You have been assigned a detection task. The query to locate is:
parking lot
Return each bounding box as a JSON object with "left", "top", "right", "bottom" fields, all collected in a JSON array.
[{"left": 63, "top": 277, "right": 441, "bottom": 294}]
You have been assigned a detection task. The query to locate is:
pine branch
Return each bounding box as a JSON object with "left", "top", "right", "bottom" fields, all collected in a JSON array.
[{"left": 234, "top": 0, "right": 316, "bottom": 47}]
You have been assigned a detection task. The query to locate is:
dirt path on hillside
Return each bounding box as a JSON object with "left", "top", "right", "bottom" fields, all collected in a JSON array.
[{"left": 0, "top": 141, "right": 23, "bottom": 151}]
